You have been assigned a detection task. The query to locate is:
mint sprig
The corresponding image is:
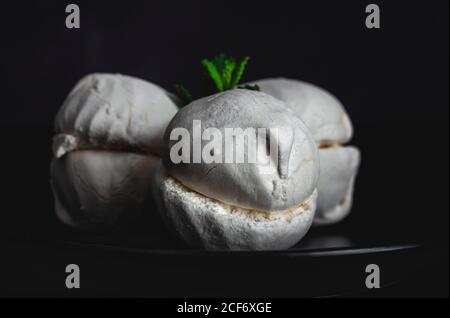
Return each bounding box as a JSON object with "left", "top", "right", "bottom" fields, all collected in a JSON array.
[{"left": 175, "top": 53, "right": 259, "bottom": 107}]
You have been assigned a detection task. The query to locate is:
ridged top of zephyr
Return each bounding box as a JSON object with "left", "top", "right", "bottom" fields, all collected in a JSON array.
[
  {"left": 162, "top": 89, "right": 319, "bottom": 212},
  {"left": 248, "top": 78, "right": 353, "bottom": 144},
  {"left": 54, "top": 73, "right": 178, "bottom": 157}
]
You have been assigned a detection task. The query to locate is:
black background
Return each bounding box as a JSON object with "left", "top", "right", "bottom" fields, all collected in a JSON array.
[{"left": 0, "top": 0, "right": 448, "bottom": 297}]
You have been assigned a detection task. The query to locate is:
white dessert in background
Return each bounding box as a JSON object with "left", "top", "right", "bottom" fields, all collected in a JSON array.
[
  {"left": 51, "top": 73, "right": 178, "bottom": 231},
  {"left": 249, "top": 78, "right": 361, "bottom": 225}
]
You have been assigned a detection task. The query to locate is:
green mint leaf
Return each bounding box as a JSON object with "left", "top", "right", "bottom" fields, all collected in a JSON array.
[
  {"left": 230, "top": 56, "right": 249, "bottom": 88},
  {"left": 201, "top": 58, "right": 224, "bottom": 92},
  {"left": 175, "top": 84, "right": 194, "bottom": 107},
  {"left": 222, "top": 58, "right": 236, "bottom": 90}
]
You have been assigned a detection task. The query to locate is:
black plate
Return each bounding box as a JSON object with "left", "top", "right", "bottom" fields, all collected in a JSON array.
[{"left": 0, "top": 220, "right": 444, "bottom": 297}]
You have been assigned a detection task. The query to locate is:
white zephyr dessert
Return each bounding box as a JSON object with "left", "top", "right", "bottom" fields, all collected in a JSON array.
[
  {"left": 154, "top": 89, "right": 320, "bottom": 250},
  {"left": 51, "top": 73, "right": 178, "bottom": 231},
  {"left": 249, "top": 78, "right": 361, "bottom": 225}
]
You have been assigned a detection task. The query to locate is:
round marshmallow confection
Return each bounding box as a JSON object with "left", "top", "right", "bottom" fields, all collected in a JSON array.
[
  {"left": 51, "top": 73, "right": 178, "bottom": 231},
  {"left": 162, "top": 89, "right": 319, "bottom": 212},
  {"left": 157, "top": 89, "right": 320, "bottom": 250}
]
